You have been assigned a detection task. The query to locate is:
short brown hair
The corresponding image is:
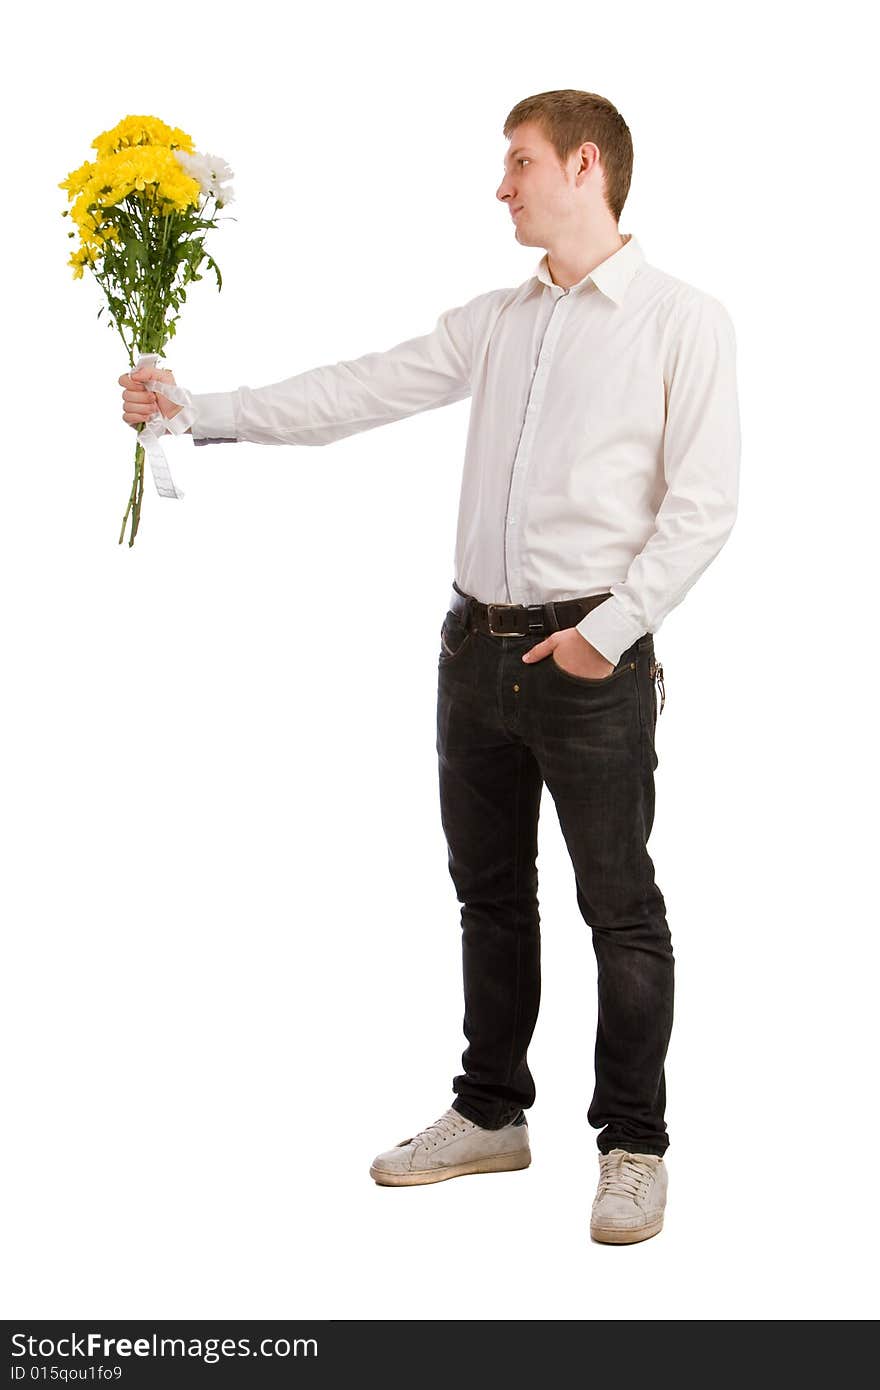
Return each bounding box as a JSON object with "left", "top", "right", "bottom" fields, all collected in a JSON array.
[{"left": 503, "top": 89, "right": 633, "bottom": 222}]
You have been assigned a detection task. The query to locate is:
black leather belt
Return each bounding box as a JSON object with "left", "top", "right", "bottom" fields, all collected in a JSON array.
[{"left": 449, "top": 579, "right": 614, "bottom": 638}]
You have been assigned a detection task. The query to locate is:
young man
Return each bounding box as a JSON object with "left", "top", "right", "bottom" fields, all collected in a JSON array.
[{"left": 120, "top": 90, "right": 740, "bottom": 1245}]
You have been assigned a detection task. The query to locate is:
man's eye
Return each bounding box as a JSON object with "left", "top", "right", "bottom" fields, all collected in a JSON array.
[{"left": 518, "top": 159, "right": 529, "bottom": 167}]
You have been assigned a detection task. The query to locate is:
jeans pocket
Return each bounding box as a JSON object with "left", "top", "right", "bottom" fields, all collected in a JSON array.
[
  {"left": 439, "top": 609, "right": 473, "bottom": 662},
  {"left": 549, "top": 645, "right": 636, "bottom": 687}
]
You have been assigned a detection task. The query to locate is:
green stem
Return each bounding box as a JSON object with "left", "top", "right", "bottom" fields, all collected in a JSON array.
[
  {"left": 131, "top": 439, "right": 145, "bottom": 546},
  {"left": 118, "top": 431, "right": 142, "bottom": 545},
  {"left": 139, "top": 190, "right": 172, "bottom": 354}
]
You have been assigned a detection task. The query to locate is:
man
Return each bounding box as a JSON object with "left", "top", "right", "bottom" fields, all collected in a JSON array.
[{"left": 120, "top": 89, "right": 740, "bottom": 1245}]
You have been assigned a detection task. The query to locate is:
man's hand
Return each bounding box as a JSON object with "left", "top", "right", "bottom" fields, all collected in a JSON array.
[
  {"left": 522, "top": 628, "right": 615, "bottom": 679},
  {"left": 119, "top": 365, "right": 182, "bottom": 429}
]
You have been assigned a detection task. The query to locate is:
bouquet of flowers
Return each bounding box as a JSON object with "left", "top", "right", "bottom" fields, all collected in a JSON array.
[{"left": 59, "top": 115, "right": 235, "bottom": 546}]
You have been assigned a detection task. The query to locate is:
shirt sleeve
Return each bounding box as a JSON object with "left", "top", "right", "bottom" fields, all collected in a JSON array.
[
  {"left": 575, "top": 292, "right": 742, "bottom": 666},
  {"left": 188, "top": 295, "right": 486, "bottom": 447}
]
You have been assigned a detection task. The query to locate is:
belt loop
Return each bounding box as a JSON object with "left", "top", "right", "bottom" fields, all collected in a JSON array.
[{"left": 542, "top": 600, "right": 560, "bottom": 634}]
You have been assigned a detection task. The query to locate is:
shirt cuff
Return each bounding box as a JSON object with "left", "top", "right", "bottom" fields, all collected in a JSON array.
[
  {"left": 189, "top": 390, "right": 238, "bottom": 442},
  {"left": 575, "top": 596, "right": 647, "bottom": 667}
]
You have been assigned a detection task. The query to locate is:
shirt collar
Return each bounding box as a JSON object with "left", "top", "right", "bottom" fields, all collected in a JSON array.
[{"left": 532, "top": 232, "right": 644, "bottom": 306}]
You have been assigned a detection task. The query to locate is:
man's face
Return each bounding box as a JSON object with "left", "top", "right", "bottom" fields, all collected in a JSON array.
[{"left": 496, "top": 121, "right": 594, "bottom": 247}]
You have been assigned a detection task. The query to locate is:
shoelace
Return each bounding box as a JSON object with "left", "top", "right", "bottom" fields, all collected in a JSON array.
[
  {"left": 406, "top": 1111, "right": 471, "bottom": 1150},
  {"left": 596, "top": 1151, "right": 654, "bottom": 1203}
]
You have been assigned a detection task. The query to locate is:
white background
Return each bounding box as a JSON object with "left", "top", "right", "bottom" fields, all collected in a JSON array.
[{"left": 3, "top": 0, "right": 877, "bottom": 1322}]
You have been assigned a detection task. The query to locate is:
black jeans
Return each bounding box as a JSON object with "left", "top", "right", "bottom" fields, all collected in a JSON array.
[{"left": 436, "top": 588, "right": 673, "bottom": 1157}]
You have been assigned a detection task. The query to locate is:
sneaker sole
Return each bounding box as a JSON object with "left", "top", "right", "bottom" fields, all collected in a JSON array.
[
  {"left": 590, "top": 1216, "right": 664, "bottom": 1245},
  {"left": 369, "top": 1149, "right": 531, "bottom": 1186}
]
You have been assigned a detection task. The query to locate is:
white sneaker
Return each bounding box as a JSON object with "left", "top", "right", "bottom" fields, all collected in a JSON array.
[
  {"left": 590, "top": 1148, "right": 667, "bottom": 1244},
  {"left": 369, "top": 1106, "right": 531, "bottom": 1186}
]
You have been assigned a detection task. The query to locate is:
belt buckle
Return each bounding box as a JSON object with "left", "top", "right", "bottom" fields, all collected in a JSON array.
[{"left": 487, "top": 602, "right": 529, "bottom": 637}]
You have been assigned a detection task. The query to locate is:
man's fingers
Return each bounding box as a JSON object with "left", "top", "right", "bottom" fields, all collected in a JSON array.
[
  {"left": 522, "top": 637, "right": 553, "bottom": 662},
  {"left": 118, "top": 367, "right": 178, "bottom": 430},
  {"left": 117, "top": 368, "right": 172, "bottom": 385},
  {"left": 122, "top": 379, "right": 160, "bottom": 426}
]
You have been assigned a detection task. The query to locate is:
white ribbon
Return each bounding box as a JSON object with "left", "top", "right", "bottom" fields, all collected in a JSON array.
[{"left": 133, "top": 351, "right": 198, "bottom": 500}]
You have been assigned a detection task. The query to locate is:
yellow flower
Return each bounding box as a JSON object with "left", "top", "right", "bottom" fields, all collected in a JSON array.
[
  {"left": 64, "top": 146, "right": 201, "bottom": 230},
  {"left": 60, "top": 117, "right": 200, "bottom": 246},
  {"left": 58, "top": 159, "right": 95, "bottom": 197},
  {"left": 90, "top": 114, "right": 195, "bottom": 160},
  {"left": 67, "top": 243, "right": 101, "bottom": 279}
]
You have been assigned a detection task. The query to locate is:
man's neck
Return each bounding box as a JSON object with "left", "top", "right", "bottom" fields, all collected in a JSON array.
[{"left": 546, "top": 230, "right": 628, "bottom": 290}]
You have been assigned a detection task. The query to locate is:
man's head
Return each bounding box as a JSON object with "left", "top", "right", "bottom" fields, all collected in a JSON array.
[{"left": 496, "top": 90, "right": 633, "bottom": 250}]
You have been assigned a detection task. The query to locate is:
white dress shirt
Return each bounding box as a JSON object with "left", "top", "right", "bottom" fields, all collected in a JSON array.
[{"left": 190, "top": 232, "right": 740, "bottom": 665}]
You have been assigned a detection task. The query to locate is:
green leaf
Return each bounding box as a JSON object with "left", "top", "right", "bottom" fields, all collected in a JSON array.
[
  {"left": 204, "top": 253, "right": 223, "bottom": 292},
  {"left": 126, "top": 238, "right": 148, "bottom": 266}
]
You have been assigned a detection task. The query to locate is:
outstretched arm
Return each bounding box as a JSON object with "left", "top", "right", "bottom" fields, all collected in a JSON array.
[{"left": 188, "top": 295, "right": 490, "bottom": 447}]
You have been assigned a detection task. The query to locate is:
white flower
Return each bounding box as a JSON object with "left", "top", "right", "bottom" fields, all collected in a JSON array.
[
  {"left": 173, "top": 149, "right": 235, "bottom": 204},
  {"left": 202, "top": 152, "right": 234, "bottom": 186}
]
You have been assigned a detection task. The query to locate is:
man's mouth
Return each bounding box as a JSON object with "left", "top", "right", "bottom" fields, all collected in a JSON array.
[{"left": 511, "top": 206, "right": 524, "bottom": 219}]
